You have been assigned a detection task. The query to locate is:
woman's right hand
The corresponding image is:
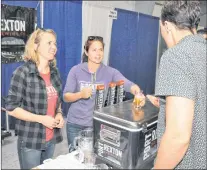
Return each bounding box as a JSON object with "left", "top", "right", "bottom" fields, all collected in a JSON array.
[
  {"left": 40, "top": 115, "right": 59, "bottom": 129},
  {"left": 80, "top": 87, "right": 92, "bottom": 99}
]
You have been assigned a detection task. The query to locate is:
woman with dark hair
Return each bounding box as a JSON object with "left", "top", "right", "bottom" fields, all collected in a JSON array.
[
  {"left": 63, "top": 36, "right": 143, "bottom": 152},
  {"left": 153, "top": 1, "right": 206, "bottom": 169}
]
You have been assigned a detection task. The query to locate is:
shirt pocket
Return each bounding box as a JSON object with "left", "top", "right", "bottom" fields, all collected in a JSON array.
[
  {"left": 25, "top": 78, "right": 46, "bottom": 111},
  {"left": 27, "top": 81, "right": 44, "bottom": 97},
  {"left": 28, "top": 74, "right": 44, "bottom": 88}
]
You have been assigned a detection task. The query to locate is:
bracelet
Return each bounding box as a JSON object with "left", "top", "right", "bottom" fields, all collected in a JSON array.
[{"left": 57, "top": 109, "right": 63, "bottom": 114}]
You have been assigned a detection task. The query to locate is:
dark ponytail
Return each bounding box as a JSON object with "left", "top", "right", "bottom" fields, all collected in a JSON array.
[{"left": 82, "top": 52, "right": 88, "bottom": 63}]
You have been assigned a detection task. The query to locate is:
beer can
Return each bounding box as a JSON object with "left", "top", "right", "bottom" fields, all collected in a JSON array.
[
  {"left": 106, "top": 82, "right": 116, "bottom": 106},
  {"left": 116, "top": 80, "right": 124, "bottom": 104},
  {"left": 95, "top": 84, "right": 105, "bottom": 110}
]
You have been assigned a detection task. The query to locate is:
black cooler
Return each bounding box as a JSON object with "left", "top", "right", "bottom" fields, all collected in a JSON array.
[{"left": 93, "top": 99, "right": 159, "bottom": 169}]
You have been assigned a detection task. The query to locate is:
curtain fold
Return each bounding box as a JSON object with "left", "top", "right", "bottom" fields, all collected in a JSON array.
[
  {"left": 109, "top": 9, "right": 139, "bottom": 99},
  {"left": 109, "top": 9, "right": 159, "bottom": 96},
  {"left": 136, "top": 13, "right": 159, "bottom": 94},
  {"left": 43, "top": 1, "right": 82, "bottom": 116}
]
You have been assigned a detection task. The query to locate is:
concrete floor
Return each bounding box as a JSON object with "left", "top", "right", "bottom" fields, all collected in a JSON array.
[{"left": 1, "top": 118, "right": 69, "bottom": 169}]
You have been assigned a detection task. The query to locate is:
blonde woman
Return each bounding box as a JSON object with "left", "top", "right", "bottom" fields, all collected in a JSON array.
[{"left": 5, "top": 28, "right": 64, "bottom": 169}]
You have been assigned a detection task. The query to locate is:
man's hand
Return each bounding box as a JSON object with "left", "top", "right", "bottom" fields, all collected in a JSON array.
[
  {"left": 54, "top": 113, "right": 64, "bottom": 128},
  {"left": 146, "top": 95, "right": 160, "bottom": 107}
]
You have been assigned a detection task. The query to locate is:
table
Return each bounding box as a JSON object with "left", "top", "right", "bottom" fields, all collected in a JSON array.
[{"left": 34, "top": 151, "right": 86, "bottom": 169}]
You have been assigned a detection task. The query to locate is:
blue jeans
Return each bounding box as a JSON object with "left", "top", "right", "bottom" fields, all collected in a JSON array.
[
  {"left": 66, "top": 122, "right": 90, "bottom": 153},
  {"left": 17, "top": 138, "right": 55, "bottom": 169}
]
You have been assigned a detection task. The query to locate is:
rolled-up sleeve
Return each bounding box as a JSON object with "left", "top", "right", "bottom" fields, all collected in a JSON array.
[
  {"left": 155, "top": 52, "right": 196, "bottom": 100},
  {"left": 63, "top": 66, "right": 77, "bottom": 94},
  {"left": 112, "top": 68, "right": 135, "bottom": 92},
  {"left": 6, "top": 67, "right": 25, "bottom": 111}
]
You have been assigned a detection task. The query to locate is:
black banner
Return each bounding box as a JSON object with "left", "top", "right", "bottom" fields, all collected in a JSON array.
[{"left": 1, "top": 4, "right": 36, "bottom": 64}]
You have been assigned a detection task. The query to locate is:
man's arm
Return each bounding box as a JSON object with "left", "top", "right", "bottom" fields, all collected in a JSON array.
[{"left": 154, "top": 96, "right": 194, "bottom": 169}]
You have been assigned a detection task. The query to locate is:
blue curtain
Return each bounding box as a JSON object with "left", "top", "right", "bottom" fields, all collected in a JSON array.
[
  {"left": 109, "top": 9, "right": 139, "bottom": 100},
  {"left": 1, "top": 1, "right": 39, "bottom": 8},
  {"left": 1, "top": 1, "right": 40, "bottom": 129},
  {"left": 136, "top": 13, "right": 159, "bottom": 94},
  {"left": 43, "top": 1, "right": 82, "bottom": 116},
  {"left": 109, "top": 9, "right": 159, "bottom": 96}
]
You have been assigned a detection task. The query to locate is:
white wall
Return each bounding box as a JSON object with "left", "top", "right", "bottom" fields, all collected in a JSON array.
[
  {"left": 82, "top": 1, "right": 136, "bottom": 65},
  {"left": 85, "top": 1, "right": 136, "bottom": 11},
  {"left": 135, "top": 1, "right": 155, "bottom": 15},
  {"left": 82, "top": 2, "right": 114, "bottom": 65},
  {"left": 85, "top": 1, "right": 206, "bottom": 27},
  {"left": 152, "top": 4, "right": 162, "bottom": 17}
]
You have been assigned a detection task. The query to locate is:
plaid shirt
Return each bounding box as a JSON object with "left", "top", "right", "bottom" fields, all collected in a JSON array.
[{"left": 6, "top": 61, "right": 63, "bottom": 149}]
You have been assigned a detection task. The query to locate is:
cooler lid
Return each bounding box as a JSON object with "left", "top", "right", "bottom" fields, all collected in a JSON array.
[{"left": 93, "top": 99, "right": 159, "bottom": 128}]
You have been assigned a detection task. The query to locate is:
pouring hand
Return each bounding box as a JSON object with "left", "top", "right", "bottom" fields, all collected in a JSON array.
[
  {"left": 132, "top": 86, "right": 146, "bottom": 107},
  {"left": 130, "top": 84, "right": 141, "bottom": 95}
]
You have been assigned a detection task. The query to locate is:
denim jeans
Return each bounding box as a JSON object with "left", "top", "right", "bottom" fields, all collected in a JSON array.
[
  {"left": 66, "top": 122, "right": 90, "bottom": 153},
  {"left": 17, "top": 138, "right": 55, "bottom": 169}
]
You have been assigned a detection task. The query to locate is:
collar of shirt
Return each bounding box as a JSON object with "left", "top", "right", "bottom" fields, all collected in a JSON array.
[{"left": 27, "top": 60, "right": 58, "bottom": 76}]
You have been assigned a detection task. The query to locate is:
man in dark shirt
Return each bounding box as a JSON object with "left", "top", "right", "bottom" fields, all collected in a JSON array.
[{"left": 154, "top": 1, "right": 206, "bottom": 169}]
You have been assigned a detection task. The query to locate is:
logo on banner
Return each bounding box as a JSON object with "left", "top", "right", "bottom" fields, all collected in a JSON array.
[{"left": 1, "top": 4, "right": 36, "bottom": 64}]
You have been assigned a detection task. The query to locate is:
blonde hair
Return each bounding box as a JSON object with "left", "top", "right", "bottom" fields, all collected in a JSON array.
[{"left": 23, "top": 28, "right": 57, "bottom": 66}]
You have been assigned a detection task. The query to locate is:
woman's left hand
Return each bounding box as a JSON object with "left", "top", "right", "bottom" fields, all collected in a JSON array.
[
  {"left": 131, "top": 84, "right": 146, "bottom": 107},
  {"left": 54, "top": 113, "right": 64, "bottom": 128}
]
